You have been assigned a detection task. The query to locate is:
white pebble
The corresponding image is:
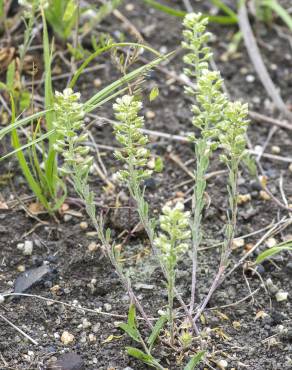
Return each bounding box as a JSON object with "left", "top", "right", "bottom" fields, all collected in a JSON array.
[
  {"left": 23, "top": 241, "right": 33, "bottom": 256},
  {"left": 0, "top": 295, "right": 5, "bottom": 304},
  {"left": 275, "top": 291, "right": 288, "bottom": 302},
  {"left": 17, "top": 243, "right": 24, "bottom": 251},
  {"left": 217, "top": 359, "right": 228, "bottom": 368},
  {"left": 246, "top": 75, "right": 255, "bottom": 83},
  {"left": 104, "top": 303, "right": 112, "bottom": 312}
]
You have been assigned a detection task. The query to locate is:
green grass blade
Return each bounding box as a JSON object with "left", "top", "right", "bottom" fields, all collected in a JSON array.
[
  {"left": 256, "top": 241, "right": 292, "bottom": 264},
  {"left": 84, "top": 53, "right": 169, "bottom": 112},
  {"left": 263, "top": 0, "right": 292, "bottom": 30},
  {"left": 9, "top": 96, "right": 50, "bottom": 210},
  {"left": 0, "top": 110, "right": 51, "bottom": 139},
  {"left": 210, "top": 0, "right": 238, "bottom": 20},
  {"left": 1, "top": 129, "right": 55, "bottom": 162},
  {"left": 141, "top": 0, "right": 237, "bottom": 24},
  {"left": 184, "top": 351, "right": 205, "bottom": 370},
  {"left": 69, "top": 42, "right": 161, "bottom": 88}
]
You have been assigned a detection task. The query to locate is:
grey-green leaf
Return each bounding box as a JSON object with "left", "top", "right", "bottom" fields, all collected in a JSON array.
[
  {"left": 147, "top": 315, "right": 167, "bottom": 348},
  {"left": 184, "top": 351, "right": 205, "bottom": 370}
]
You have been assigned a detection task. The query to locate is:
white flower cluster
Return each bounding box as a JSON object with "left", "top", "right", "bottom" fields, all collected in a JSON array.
[
  {"left": 53, "top": 88, "right": 92, "bottom": 176},
  {"left": 113, "top": 95, "right": 151, "bottom": 182},
  {"left": 154, "top": 202, "right": 191, "bottom": 267}
]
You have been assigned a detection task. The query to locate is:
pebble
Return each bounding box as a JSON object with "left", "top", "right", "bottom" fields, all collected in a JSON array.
[
  {"left": 104, "top": 303, "right": 112, "bottom": 312},
  {"left": 237, "top": 193, "right": 251, "bottom": 205},
  {"left": 275, "top": 291, "right": 288, "bottom": 302},
  {"left": 88, "top": 333, "right": 96, "bottom": 343},
  {"left": 93, "top": 78, "right": 102, "bottom": 88},
  {"left": 286, "top": 262, "right": 292, "bottom": 274},
  {"left": 266, "top": 237, "right": 277, "bottom": 248},
  {"left": 87, "top": 242, "right": 98, "bottom": 252},
  {"left": 217, "top": 359, "right": 228, "bottom": 368},
  {"left": 82, "top": 318, "right": 91, "bottom": 329},
  {"left": 17, "top": 243, "right": 24, "bottom": 251},
  {"left": 17, "top": 265, "right": 26, "bottom": 272},
  {"left": 271, "top": 145, "right": 280, "bottom": 154},
  {"left": 23, "top": 240, "right": 33, "bottom": 256},
  {"left": 266, "top": 278, "right": 278, "bottom": 294},
  {"left": 48, "top": 352, "right": 84, "bottom": 370},
  {"left": 232, "top": 238, "right": 245, "bottom": 249},
  {"left": 246, "top": 74, "right": 255, "bottom": 83},
  {"left": 0, "top": 295, "right": 4, "bottom": 304},
  {"left": 145, "top": 110, "right": 155, "bottom": 119},
  {"left": 92, "top": 323, "right": 101, "bottom": 333},
  {"left": 289, "top": 163, "right": 292, "bottom": 173},
  {"left": 61, "top": 331, "right": 75, "bottom": 345},
  {"left": 64, "top": 214, "right": 72, "bottom": 222},
  {"left": 125, "top": 3, "right": 134, "bottom": 11},
  {"left": 259, "top": 190, "right": 271, "bottom": 201},
  {"left": 79, "top": 222, "right": 88, "bottom": 230}
]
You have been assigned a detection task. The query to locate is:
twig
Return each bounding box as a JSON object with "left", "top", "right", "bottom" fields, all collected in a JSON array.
[
  {"left": 249, "top": 111, "right": 292, "bottom": 131},
  {"left": 0, "top": 312, "right": 38, "bottom": 345},
  {"left": 238, "top": 2, "right": 292, "bottom": 120}
]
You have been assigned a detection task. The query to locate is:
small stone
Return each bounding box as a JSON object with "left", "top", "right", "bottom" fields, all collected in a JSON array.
[
  {"left": 92, "top": 323, "right": 101, "bottom": 333},
  {"left": 61, "top": 331, "right": 75, "bottom": 345},
  {"left": 244, "top": 243, "right": 254, "bottom": 252},
  {"left": 87, "top": 242, "right": 98, "bottom": 252},
  {"left": 50, "top": 285, "right": 61, "bottom": 295},
  {"left": 125, "top": 3, "right": 134, "bottom": 11},
  {"left": 275, "top": 291, "right": 288, "bottom": 302},
  {"left": 217, "top": 359, "right": 228, "bottom": 368},
  {"left": 271, "top": 145, "right": 280, "bottom": 154},
  {"left": 82, "top": 318, "right": 91, "bottom": 329},
  {"left": 289, "top": 163, "right": 292, "bottom": 173},
  {"left": 17, "top": 243, "right": 24, "bottom": 251},
  {"left": 17, "top": 265, "right": 26, "bottom": 272},
  {"left": 79, "top": 221, "right": 88, "bottom": 230},
  {"left": 64, "top": 214, "right": 72, "bottom": 222},
  {"left": 0, "top": 295, "right": 4, "bottom": 304},
  {"left": 104, "top": 303, "right": 112, "bottom": 312},
  {"left": 266, "top": 237, "right": 277, "bottom": 248},
  {"left": 23, "top": 241, "right": 33, "bottom": 256},
  {"left": 232, "top": 238, "right": 245, "bottom": 249},
  {"left": 237, "top": 193, "right": 251, "bottom": 205},
  {"left": 145, "top": 110, "right": 155, "bottom": 119},
  {"left": 260, "top": 190, "right": 271, "bottom": 201},
  {"left": 255, "top": 264, "right": 265, "bottom": 275},
  {"left": 88, "top": 333, "right": 96, "bottom": 343},
  {"left": 246, "top": 74, "right": 255, "bottom": 83},
  {"left": 147, "top": 157, "right": 156, "bottom": 170},
  {"left": 48, "top": 352, "right": 84, "bottom": 370},
  {"left": 93, "top": 78, "right": 102, "bottom": 88}
]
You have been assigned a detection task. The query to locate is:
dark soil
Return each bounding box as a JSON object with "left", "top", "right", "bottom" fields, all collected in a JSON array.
[{"left": 0, "top": 1, "right": 292, "bottom": 370}]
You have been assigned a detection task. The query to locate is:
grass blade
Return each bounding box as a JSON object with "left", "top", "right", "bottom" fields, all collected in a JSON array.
[
  {"left": 69, "top": 42, "right": 161, "bottom": 88},
  {"left": 184, "top": 351, "right": 205, "bottom": 370},
  {"left": 263, "top": 0, "right": 292, "bottom": 30},
  {"left": 256, "top": 241, "right": 292, "bottom": 264}
]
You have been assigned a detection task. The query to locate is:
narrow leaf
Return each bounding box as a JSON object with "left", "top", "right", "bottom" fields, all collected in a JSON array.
[
  {"left": 147, "top": 315, "right": 167, "bottom": 348},
  {"left": 184, "top": 351, "right": 205, "bottom": 370},
  {"left": 256, "top": 242, "right": 292, "bottom": 264}
]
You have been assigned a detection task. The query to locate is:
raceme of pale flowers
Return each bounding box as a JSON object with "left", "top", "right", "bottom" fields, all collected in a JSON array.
[
  {"left": 154, "top": 202, "right": 191, "bottom": 265},
  {"left": 218, "top": 101, "right": 249, "bottom": 161},
  {"left": 182, "top": 13, "right": 212, "bottom": 81},
  {"left": 113, "top": 95, "right": 152, "bottom": 182},
  {"left": 53, "top": 88, "right": 92, "bottom": 175}
]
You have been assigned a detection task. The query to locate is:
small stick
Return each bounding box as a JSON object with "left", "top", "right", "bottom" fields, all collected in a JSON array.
[
  {"left": 249, "top": 111, "right": 292, "bottom": 131},
  {"left": 0, "top": 312, "right": 38, "bottom": 345},
  {"left": 238, "top": 2, "right": 292, "bottom": 120}
]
